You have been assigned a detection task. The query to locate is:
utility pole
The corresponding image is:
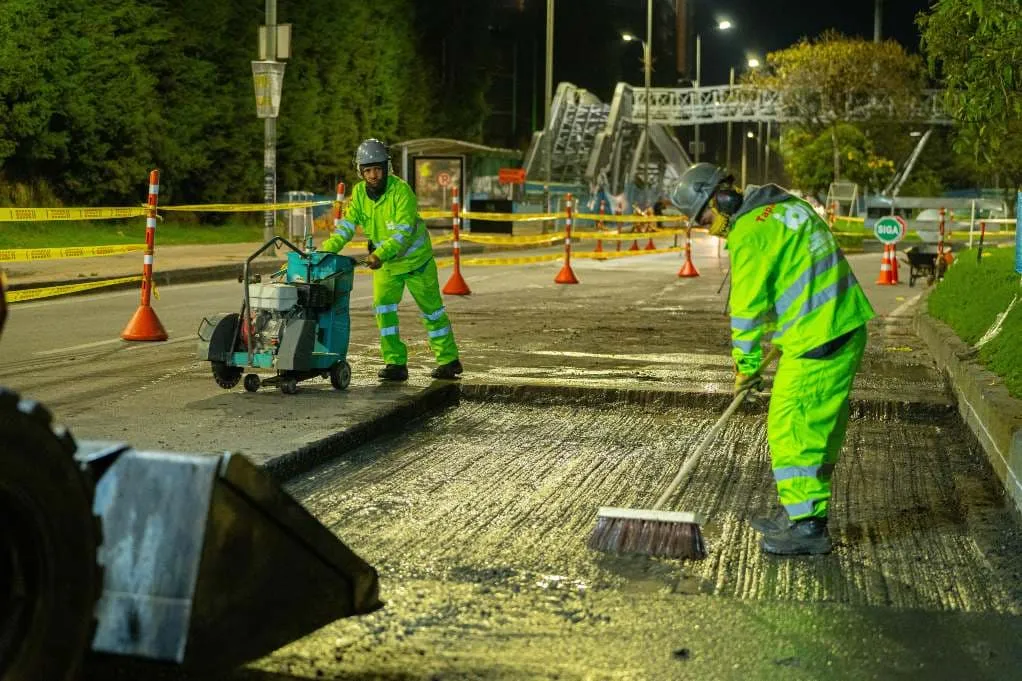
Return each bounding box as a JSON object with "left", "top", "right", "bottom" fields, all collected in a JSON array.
[
  {"left": 263, "top": 0, "right": 277, "bottom": 244},
  {"left": 544, "top": 0, "right": 554, "bottom": 198},
  {"left": 874, "top": 0, "right": 882, "bottom": 42},
  {"left": 644, "top": 0, "right": 652, "bottom": 196},
  {"left": 726, "top": 67, "right": 734, "bottom": 170}
]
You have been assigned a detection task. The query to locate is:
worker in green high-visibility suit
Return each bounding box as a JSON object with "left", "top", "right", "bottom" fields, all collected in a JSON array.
[
  {"left": 319, "top": 138, "right": 462, "bottom": 382},
  {"left": 671, "top": 163, "right": 875, "bottom": 555}
]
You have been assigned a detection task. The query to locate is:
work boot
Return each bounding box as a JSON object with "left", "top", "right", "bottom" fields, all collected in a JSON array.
[
  {"left": 430, "top": 359, "right": 463, "bottom": 380},
  {"left": 377, "top": 364, "right": 408, "bottom": 382},
  {"left": 760, "top": 517, "right": 832, "bottom": 556},
  {"left": 749, "top": 508, "right": 789, "bottom": 535}
]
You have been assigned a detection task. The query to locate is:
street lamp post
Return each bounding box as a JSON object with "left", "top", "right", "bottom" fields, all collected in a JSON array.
[
  {"left": 742, "top": 129, "right": 753, "bottom": 189},
  {"left": 694, "top": 19, "right": 733, "bottom": 163},
  {"left": 622, "top": 27, "right": 652, "bottom": 200},
  {"left": 544, "top": 0, "right": 554, "bottom": 204}
]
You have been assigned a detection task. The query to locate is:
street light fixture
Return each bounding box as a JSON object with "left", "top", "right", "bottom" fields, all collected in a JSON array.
[
  {"left": 693, "top": 19, "right": 733, "bottom": 162},
  {"left": 747, "top": 57, "right": 761, "bottom": 69}
]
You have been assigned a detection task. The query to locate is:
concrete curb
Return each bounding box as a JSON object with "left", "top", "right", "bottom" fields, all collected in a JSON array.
[
  {"left": 460, "top": 382, "right": 955, "bottom": 422},
  {"left": 263, "top": 382, "right": 460, "bottom": 481},
  {"left": 914, "top": 304, "right": 1022, "bottom": 517}
]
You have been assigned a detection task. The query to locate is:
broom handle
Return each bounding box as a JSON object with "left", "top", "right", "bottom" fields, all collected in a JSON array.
[{"left": 653, "top": 346, "right": 781, "bottom": 510}]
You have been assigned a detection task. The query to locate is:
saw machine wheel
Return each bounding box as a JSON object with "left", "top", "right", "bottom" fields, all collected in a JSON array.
[{"left": 0, "top": 388, "right": 101, "bottom": 681}]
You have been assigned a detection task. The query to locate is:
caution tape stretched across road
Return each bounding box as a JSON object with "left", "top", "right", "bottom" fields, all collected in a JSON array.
[
  {"left": 159, "top": 200, "right": 333, "bottom": 213},
  {"left": 0, "top": 243, "right": 145, "bottom": 263},
  {"left": 0, "top": 207, "right": 147, "bottom": 222},
  {"left": 6, "top": 276, "right": 143, "bottom": 303}
]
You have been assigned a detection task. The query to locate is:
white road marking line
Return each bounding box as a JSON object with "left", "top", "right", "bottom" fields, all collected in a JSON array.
[{"left": 33, "top": 338, "right": 126, "bottom": 356}]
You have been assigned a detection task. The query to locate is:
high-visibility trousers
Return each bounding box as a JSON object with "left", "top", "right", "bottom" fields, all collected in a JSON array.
[
  {"left": 372, "top": 258, "right": 459, "bottom": 366},
  {"left": 767, "top": 326, "right": 867, "bottom": 520}
]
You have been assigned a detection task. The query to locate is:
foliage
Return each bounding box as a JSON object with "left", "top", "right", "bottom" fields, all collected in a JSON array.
[
  {"left": 780, "top": 124, "right": 895, "bottom": 195},
  {"left": 0, "top": 0, "right": 485, "bottom": 209},
  {"left": 748, "top": 32, "right": 925, "bottom": 134},
  {"left": 919, "top": 0, "right": 1022, "bottom": 168},
  {"left": 748, "top": 32, "right": 924, "bottom": 187},
  {"left": 928, "top": 247, "right": 1022, "bottom": 397}
]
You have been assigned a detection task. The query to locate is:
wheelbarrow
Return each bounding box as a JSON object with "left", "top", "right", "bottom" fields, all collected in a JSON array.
[{"left": 902, "top": 244, "right": 953, "bottom": 287}]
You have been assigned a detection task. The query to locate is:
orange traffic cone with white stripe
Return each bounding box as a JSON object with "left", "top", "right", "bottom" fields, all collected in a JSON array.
[
  {"left": 890, "top": 245, "right": 900, "bottom": 284},
  {"left": 876, "top": 244, "right": 895, "bottom": 285}
]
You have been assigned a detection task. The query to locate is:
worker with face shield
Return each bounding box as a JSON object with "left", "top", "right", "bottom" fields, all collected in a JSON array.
[{"left": 671, "top": 163, "right": 874, "bottom": 555}]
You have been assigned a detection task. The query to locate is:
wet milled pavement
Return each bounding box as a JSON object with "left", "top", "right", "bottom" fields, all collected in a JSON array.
[{"left": 66, "top": 247, "right": 1022, "bottom": 680}]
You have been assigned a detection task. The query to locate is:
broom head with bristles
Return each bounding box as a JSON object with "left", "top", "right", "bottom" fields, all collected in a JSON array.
[{"left": 588, "top": 507, "right": 706, "bottom": 559}]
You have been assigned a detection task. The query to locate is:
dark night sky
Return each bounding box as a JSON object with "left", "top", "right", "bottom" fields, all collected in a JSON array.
[{"left": 552, "top": 0, "right": 936, "bottom": 100}]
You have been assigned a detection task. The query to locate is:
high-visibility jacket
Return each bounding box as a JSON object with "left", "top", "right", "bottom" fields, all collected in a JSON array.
[
  {"left": 320, "top": 175, "right": 433, "bottom": 275},
  {"left": 728, "top": 185, "right": 875, "bottom": 375}
]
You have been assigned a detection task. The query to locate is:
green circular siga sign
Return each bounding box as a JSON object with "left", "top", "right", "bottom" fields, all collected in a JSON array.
[{"left": 873, "top": 216, "right": 906, "bottom": 244}]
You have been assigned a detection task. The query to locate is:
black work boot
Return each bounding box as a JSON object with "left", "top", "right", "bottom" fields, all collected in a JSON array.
[
  {"left": 760, "top": 517, "right": 831, "bottom": 556},
  {"left": 377, "top": 364, "right": 408, "bottom": 382},
  {"left": 430, "top": 359, "right": 463, "bottom": 380},
  {"left": 749, "top": 508, "right": 789, "bottom": 535}
]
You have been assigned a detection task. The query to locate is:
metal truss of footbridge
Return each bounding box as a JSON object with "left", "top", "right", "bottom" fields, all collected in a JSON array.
[{"left": 525, "top": 82, "right": 952, "bottom": 197}]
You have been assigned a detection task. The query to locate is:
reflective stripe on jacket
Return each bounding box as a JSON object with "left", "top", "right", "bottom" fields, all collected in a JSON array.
[
  {"left": 319, "top": 175, "right": 433, "bottom": 275},
  {"left": 728, "top": 187, "right": 875, "bottom": 375}
]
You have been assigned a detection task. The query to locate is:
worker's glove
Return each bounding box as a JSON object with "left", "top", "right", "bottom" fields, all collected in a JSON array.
[
  {"left": 733, "top": 372, "right": 764, "bottom": 396},
  {"left": 366, "top": 253, "right": 383, "bottom": 270}
]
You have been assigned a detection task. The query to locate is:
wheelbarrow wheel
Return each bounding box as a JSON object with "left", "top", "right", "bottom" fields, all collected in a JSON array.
[
  {"left": 211, "top": 361, "right": 242, "bottom": 389},
  {"left": 330, "top": 361, "right": 352, "bottom": 391}
]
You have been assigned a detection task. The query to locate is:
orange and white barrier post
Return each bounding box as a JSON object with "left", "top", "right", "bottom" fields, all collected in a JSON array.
[
  {"left": 677, "top": 225, "right": 700, "bottom": 278},
  {"left": 555, "top": 194, "right": 580, "bottom": 284},
  {"left": 593, "top": 200, "right": 606, "bottom": 259},
  {"left": 328, "top": 181, "right": 346, "bottom": 249},
  {"left": 616, "top": 209, "right": 622, "bottom": 252},
  {"left": 977, "top": 220, "right": 987, "bottom": 264},
  {"left": 442, "top": 186, "right": 471, "bottom": 295},
  {"left": 937, "top": 206, "right": 946, "bottom": 263},
  {"left": 121, "top": 169, "right": 168, "bottom": 341},
  {"left": 644, "top": 207, "right": 657, "bottom": 250}
]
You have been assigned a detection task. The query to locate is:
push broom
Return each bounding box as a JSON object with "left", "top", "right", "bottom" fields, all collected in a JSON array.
[{"left": 588, "top": 347, "right": 781, "bottom": 560}]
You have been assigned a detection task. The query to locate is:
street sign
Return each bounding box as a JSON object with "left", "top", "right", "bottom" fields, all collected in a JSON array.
[
  {"left": 874, "top": 215, "right": 906, "bottom": 244},
  {"left": 251, "top": 61, "right": 286, "bottom": 118},
  {"left": 498, "top": 168, "right": 526, "bottom": 184},
  {"left": 437, "top": 172, "right": 451, "bottom": 188}
]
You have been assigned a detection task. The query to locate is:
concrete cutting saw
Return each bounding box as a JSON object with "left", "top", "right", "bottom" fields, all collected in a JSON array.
[{"left": 197, "top": 237, "right": 357, "bottom": 394}]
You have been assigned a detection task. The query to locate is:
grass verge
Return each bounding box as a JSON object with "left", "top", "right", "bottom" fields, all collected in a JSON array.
[
  {"left": 0, "top": 218, "right": 265, "bottom": 248},
  {"left": 928, "top": 247, "right": 1022, "bottom": 397}
]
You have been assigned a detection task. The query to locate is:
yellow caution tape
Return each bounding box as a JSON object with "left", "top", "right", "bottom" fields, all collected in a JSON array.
[
  {"left": 159, "top": 200, "right": 332, "bottom": 212},
  {"left": 572, "top": 229, "right": 687, "bottom": 240},
  {"left": 0, "top": 207, "right": 148, "bottom": 222},
  {"left": 0, "top": 243, "right": 146, "bottom": 263},
  {"left": 460, "top": 211, "right": 563, "bottom": 222},
  {"left": 421, "top": 210, "right": 454, "bottom": 220},
  {"left": 438, "top": 253, "right": 565, "bottom": 267},
  {"left": 574, "top": 213, "right": 685, "bottom": 224},
  {"left": 576, "top": 247, "right": 681, "bottom": 259},
  {"left": 459, "top": 233, "right": 564, "bottom": 246},
  {"left": 432, "top": 234, "right": 453, "bottom": 245},
  {"left": 7, "top": 275, "right": 143, "bottom": 302}
]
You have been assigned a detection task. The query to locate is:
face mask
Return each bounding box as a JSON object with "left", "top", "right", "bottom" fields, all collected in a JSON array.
[{"left": 707, "top": 201, "right": 731, "bottom": 237}]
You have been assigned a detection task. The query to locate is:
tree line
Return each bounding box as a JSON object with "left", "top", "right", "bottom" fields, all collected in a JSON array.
[{"left": 0, "top": 0, "right": 499, "bottom": 208}]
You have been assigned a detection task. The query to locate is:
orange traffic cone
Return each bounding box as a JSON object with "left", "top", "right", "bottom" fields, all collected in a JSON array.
[
  {"left": 121, "top": 304, "right": 168, "bottom": 341},
  {"left": 890, "top": 245, "right": 900, "bottom": 284},
  {"left": 443, "top": 269, "right": 471, "bottom": 295},
  {"left": 677, "top": 228, "right": 700, "bottom": 278},
  {"left": 593, "top": 238, "right": 606, "bottom": 260},
  {"left": 645, "top": 236, "right": 657, "bottom": 250},
  {"left": 876, "top": 244, "right": 895, "bottom": 285},
  {"left": 555, "top": 262, "right": 580, "bottom": 284},
  {"left": 628, "top": 236, "right": 639, "bottom": 251}
]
